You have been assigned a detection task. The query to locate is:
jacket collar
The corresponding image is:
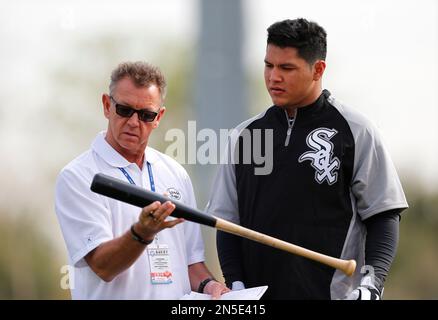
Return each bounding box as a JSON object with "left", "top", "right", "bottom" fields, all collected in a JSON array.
[{"left": 271, "top": 89, "right": 330, "bottom": 124}]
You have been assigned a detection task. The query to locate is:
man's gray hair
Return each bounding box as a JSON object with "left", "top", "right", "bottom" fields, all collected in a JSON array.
[{"left": 109, "top": 61, "right": 167, "bottom": 102}]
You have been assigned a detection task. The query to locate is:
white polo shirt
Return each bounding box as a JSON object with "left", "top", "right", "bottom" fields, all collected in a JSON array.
[{"left": 55, "top": 132, "right": 205, "bottom": 300}]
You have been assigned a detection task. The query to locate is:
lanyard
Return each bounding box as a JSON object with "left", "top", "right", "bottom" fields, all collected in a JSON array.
[{"left": 118, "top": 161, "right": 155, "bottom": 192}]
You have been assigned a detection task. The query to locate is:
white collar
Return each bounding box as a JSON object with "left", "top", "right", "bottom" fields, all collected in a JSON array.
[{"left": 91, "top": 131, "right": 159, "bottom": 168}]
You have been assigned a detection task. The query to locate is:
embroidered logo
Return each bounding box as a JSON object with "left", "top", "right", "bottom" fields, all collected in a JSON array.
[
  {"left": 299, "top": 128, "right": 340, "bottom": 185},
  {"left": 166, "top": 188, "right": 182, "bottom": 200}
]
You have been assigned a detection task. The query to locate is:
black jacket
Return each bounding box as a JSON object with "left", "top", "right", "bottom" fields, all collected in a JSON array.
[{"left": 207, "top": 90, "right": 408, "bottom": 299}]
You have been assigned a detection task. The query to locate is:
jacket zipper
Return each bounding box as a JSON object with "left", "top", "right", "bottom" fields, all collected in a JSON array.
[{"left": 284, "top": 109, "right": 296, "bottom": 147}]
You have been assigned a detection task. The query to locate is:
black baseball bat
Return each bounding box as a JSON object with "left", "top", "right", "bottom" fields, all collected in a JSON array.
[
  {"left": 90, "top": 173, "right": 216, "bottom": 227},
  {"left": 90, "top": 173, "right": 356, "bottom": 276}
]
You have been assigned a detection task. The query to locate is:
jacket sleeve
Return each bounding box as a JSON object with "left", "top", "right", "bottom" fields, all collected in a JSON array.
[
  {"left": 363, "top": 208, "right": 401, "bottom": 292},
  {"left": 206, "top": 132, "right": 243, "bottom": 286}
]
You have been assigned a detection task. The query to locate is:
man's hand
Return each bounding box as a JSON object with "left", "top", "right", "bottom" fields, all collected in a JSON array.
[
  {"left": 231, "top": 281, "right": 246, "bottom": 291},
  {"left": 84, "top": 200, "right": 183, "bottom": 282},
  {"left": 203, "top": 280, "right": 231, "bottom": 300},
  {"left": 344, "top": 276, "right": 383, "bottom": 300},
  {"left": 135, "top": 201, "right": 184, "bottom": 242}
]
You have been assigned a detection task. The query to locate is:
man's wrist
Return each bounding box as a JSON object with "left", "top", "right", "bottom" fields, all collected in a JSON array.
[
  {"left": 130, "top": 223, "right": 154, "bottom": 245},
  {"left": 198, "top": 277, "right": 215, "bottom": 293}
]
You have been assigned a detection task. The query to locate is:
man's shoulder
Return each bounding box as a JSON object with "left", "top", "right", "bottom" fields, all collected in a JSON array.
[
  {"left": 218, "top": 107, "right": 274, "bottom": 158},
  {"left": 325, "top": 92, "right": 378, "bottom": 134},
  {"left": 147, "top": 147, "right": 189, "bottom": 177},
  {"left": 233, "top": 108, "right": 273, "bottom": 131},
  {"left": 327, "top": 95, "right": 379, "bottom": 137},
  {"left": 58, "top": 149, "right": 97, "bottom": 181}
]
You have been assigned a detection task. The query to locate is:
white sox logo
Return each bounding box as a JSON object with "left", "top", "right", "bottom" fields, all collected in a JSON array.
[{"left": 299, "top": 128, "right": 340, "bottom": 185}]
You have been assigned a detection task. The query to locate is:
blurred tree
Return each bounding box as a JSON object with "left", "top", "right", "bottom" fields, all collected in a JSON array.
[
  {"left": 0, "top": 213, "right": 70, "bottom": 299},
  {"left": 384, "top": 186, "right": 438, "bottom": 299}
]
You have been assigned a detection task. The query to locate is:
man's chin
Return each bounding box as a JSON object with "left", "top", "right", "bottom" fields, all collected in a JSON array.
[
  {"left": 273, "top": 102, "right": 288, "bottom": 109},
  {"left": 118, "top": 138, "right": 141, "bottom": 151},
  {"left": 270, "top": 97, "right": 287, "bottom": 107},
  {"left": 120, "top": 134, "right": 140, "bottom": 144},
  {"left": 271, "top": 97, "right": 296, "bottom": 109}
]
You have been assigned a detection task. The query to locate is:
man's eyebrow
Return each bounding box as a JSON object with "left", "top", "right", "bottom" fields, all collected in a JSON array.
[
  {"left": 117, "top": 102, "right": 132, "bottom": 108},
  {"left": 264, "top": 60, "right": 298, "bottom": 68},
  {"left": 115, "top": 99, "right": 135, "bottom": 108},
  {"left": 279, "top": 63, "right": 298, "bottom": 68}
]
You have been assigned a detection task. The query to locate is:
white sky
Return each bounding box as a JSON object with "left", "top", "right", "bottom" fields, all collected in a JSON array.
[{"left": 0, "top": 0, "right": 437, "bottom": 219}]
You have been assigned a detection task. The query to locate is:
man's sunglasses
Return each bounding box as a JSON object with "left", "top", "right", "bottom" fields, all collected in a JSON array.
[{"left": 110, "top": 96, "right": 159, "bottom": 123}]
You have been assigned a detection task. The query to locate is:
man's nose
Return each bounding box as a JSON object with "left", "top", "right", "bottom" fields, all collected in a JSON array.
[
  {"left": 270, "top": 68, "right": 282, "bottom": 82},
  {"left": 126, "top": 111, "right": 140, "bottom": 126}
]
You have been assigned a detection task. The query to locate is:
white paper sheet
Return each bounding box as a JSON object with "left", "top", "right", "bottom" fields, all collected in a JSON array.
[{"left": 180, "top": 285, "right": 268, "bottom": 300}]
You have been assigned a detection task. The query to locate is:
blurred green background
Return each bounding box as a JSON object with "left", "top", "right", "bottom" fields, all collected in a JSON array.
[{"left": 0, "top": 0, "right": 437, "bottom": 299}]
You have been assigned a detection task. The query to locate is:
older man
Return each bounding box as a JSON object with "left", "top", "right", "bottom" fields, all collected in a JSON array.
[{"left": 55, "top": 61, "right": 229, "bottom": 299}]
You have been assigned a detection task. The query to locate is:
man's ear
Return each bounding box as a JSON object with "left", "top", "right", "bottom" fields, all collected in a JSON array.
[
  {"left": 102, "top": 94, "right": 111, "bottom": 119},
  {"left": 153, "top": 107, "right": 166, "bottom": 128},
  {"left": 313, "top": 60, "right": 326, "bottom": 81}
]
